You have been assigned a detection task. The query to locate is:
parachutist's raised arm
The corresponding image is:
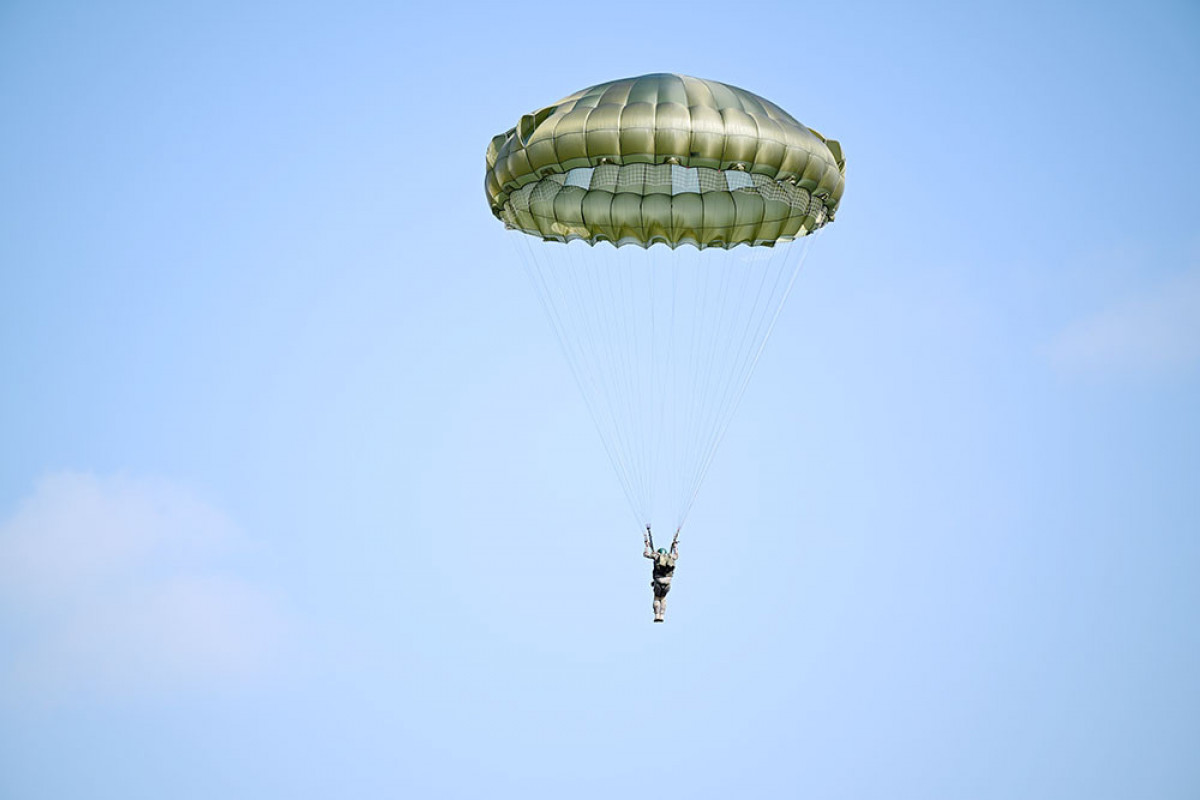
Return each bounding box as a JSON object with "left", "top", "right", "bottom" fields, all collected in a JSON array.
[
  {"left": 671, "top": 529, "right": 680, "bottom": 558},
  {"left": 644, "top": 524, "right": 654, "bottom": 558}
]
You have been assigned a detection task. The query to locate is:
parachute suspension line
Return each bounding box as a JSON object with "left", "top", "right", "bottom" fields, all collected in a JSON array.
[
  {"left": 675, "top": 242, "right": 777, "bottom": 528},
  {"left": 664, "top": 249, "right": 691, "bottom": 530},
  {"left": 676, "top": 247, "right": 716, "bottom": 521},
  {"left": 677, "top": 242, "right": 781, "bottom": 527},
  {"left": 513, "top": 232, "right": 644, "bottom": 529},
  {"left": 577, "top": 239, "right": 649, "bottom": 526},
  {"left": 672, "top": 246, "right": 748, "bottom": 530},
  {"left": 648, "top": 247, "right": 657, "bottom": 527},
  {"left": 612, "top": 242, "right": 649, "bottom": 520},
  {"left": 667, "top": 259, "right": 680, "bottom": 529},
  {"left": 512, "top": 228, "right": 820, "bottom": 535},
  {"left": 706, "top": 247, "right": 758, "bottom": 491},
  {"left": 672, "top": 251, "right": 709, "bottom": 526},
  {"left": 643, "top": 251, "right": 658, "bottom": 525},
  {"left": 610, "top": 243, "right": 652, "bottom": 524},
  {"left": 565, "top": 242, "right": 623, "bottom": 499},
  {"left": 676, "top": 234, "right": 818, "bottom": 529},
  {"left": 647, "top": 245, "right": 672, "bottom": 532},
  {"left": 622, "top": 243, "right": 650, "bottom": 521},
  {"left": 627, "top": 243, "right": 662, "bottom": 526}
]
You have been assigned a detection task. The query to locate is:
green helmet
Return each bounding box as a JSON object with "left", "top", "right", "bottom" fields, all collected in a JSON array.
[{"left": 657, "top": 548, "right": 668, "bottom": 555}]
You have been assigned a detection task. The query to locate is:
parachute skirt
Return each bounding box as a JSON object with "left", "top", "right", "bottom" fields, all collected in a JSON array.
[{"left": 499, "top": 163, "right": 831, "bottom": 250}]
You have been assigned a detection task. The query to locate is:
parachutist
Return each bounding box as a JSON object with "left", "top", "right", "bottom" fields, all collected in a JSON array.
[{"left": 643, "top": 528, "right": 679, "bottom": 622}]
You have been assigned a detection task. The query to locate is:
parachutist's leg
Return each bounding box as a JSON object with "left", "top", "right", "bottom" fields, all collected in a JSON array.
[{"left": 652, "top": 582, "right": 668, "bottom": 622}]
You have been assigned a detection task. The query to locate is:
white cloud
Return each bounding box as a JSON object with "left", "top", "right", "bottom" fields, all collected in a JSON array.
[
  {"left": 1046, "top": 265, "right": 1200, "bottom": 375},
  {"left": 0, "top": 472, "right": 286, "bottom": 698}
]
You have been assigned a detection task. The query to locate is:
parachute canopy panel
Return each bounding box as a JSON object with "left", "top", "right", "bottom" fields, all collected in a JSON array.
[{"left": 486, "top": 73, "right": 846, "bottom": 249}]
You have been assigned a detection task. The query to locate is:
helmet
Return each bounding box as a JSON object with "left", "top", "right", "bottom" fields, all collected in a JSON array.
[{"left": 657, "top": 548, "right": 668, "bottom": 555}]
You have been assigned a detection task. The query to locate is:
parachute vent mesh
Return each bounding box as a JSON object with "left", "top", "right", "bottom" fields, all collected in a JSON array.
[
  {"left": 725, "top": 171, "right": 754, "bottom": 191},
  {"left": 565, "top": 167, "right": 594, "bottom": 189},
  {"left": 696, "top": 169, "right": 728, "bottom": 193},
  {"left": 670, "top": 164, "right": 700, "bottom": 194}
]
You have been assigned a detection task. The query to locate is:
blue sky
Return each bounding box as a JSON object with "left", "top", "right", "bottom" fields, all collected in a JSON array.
[{"left": 1, "top": 1, "right": 1198, "bottom": 797}]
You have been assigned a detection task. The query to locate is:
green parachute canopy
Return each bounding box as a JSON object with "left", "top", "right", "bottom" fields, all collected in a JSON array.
[{"left": 486, "top": 73, "right": 845, "bottom": 249}]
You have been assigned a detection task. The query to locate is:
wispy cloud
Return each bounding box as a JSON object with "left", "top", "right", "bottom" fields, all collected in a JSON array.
[
  {"left": 1046, "top": 265, "right": 1200, "bottom": 376},
  {"left": 0, "top": 472, "right": 287, "bottom": 699}
]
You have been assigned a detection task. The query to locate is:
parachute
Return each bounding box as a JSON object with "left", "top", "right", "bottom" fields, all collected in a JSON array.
[{"left": 487, "top": 73, "right": 845, "bottom": 533}]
